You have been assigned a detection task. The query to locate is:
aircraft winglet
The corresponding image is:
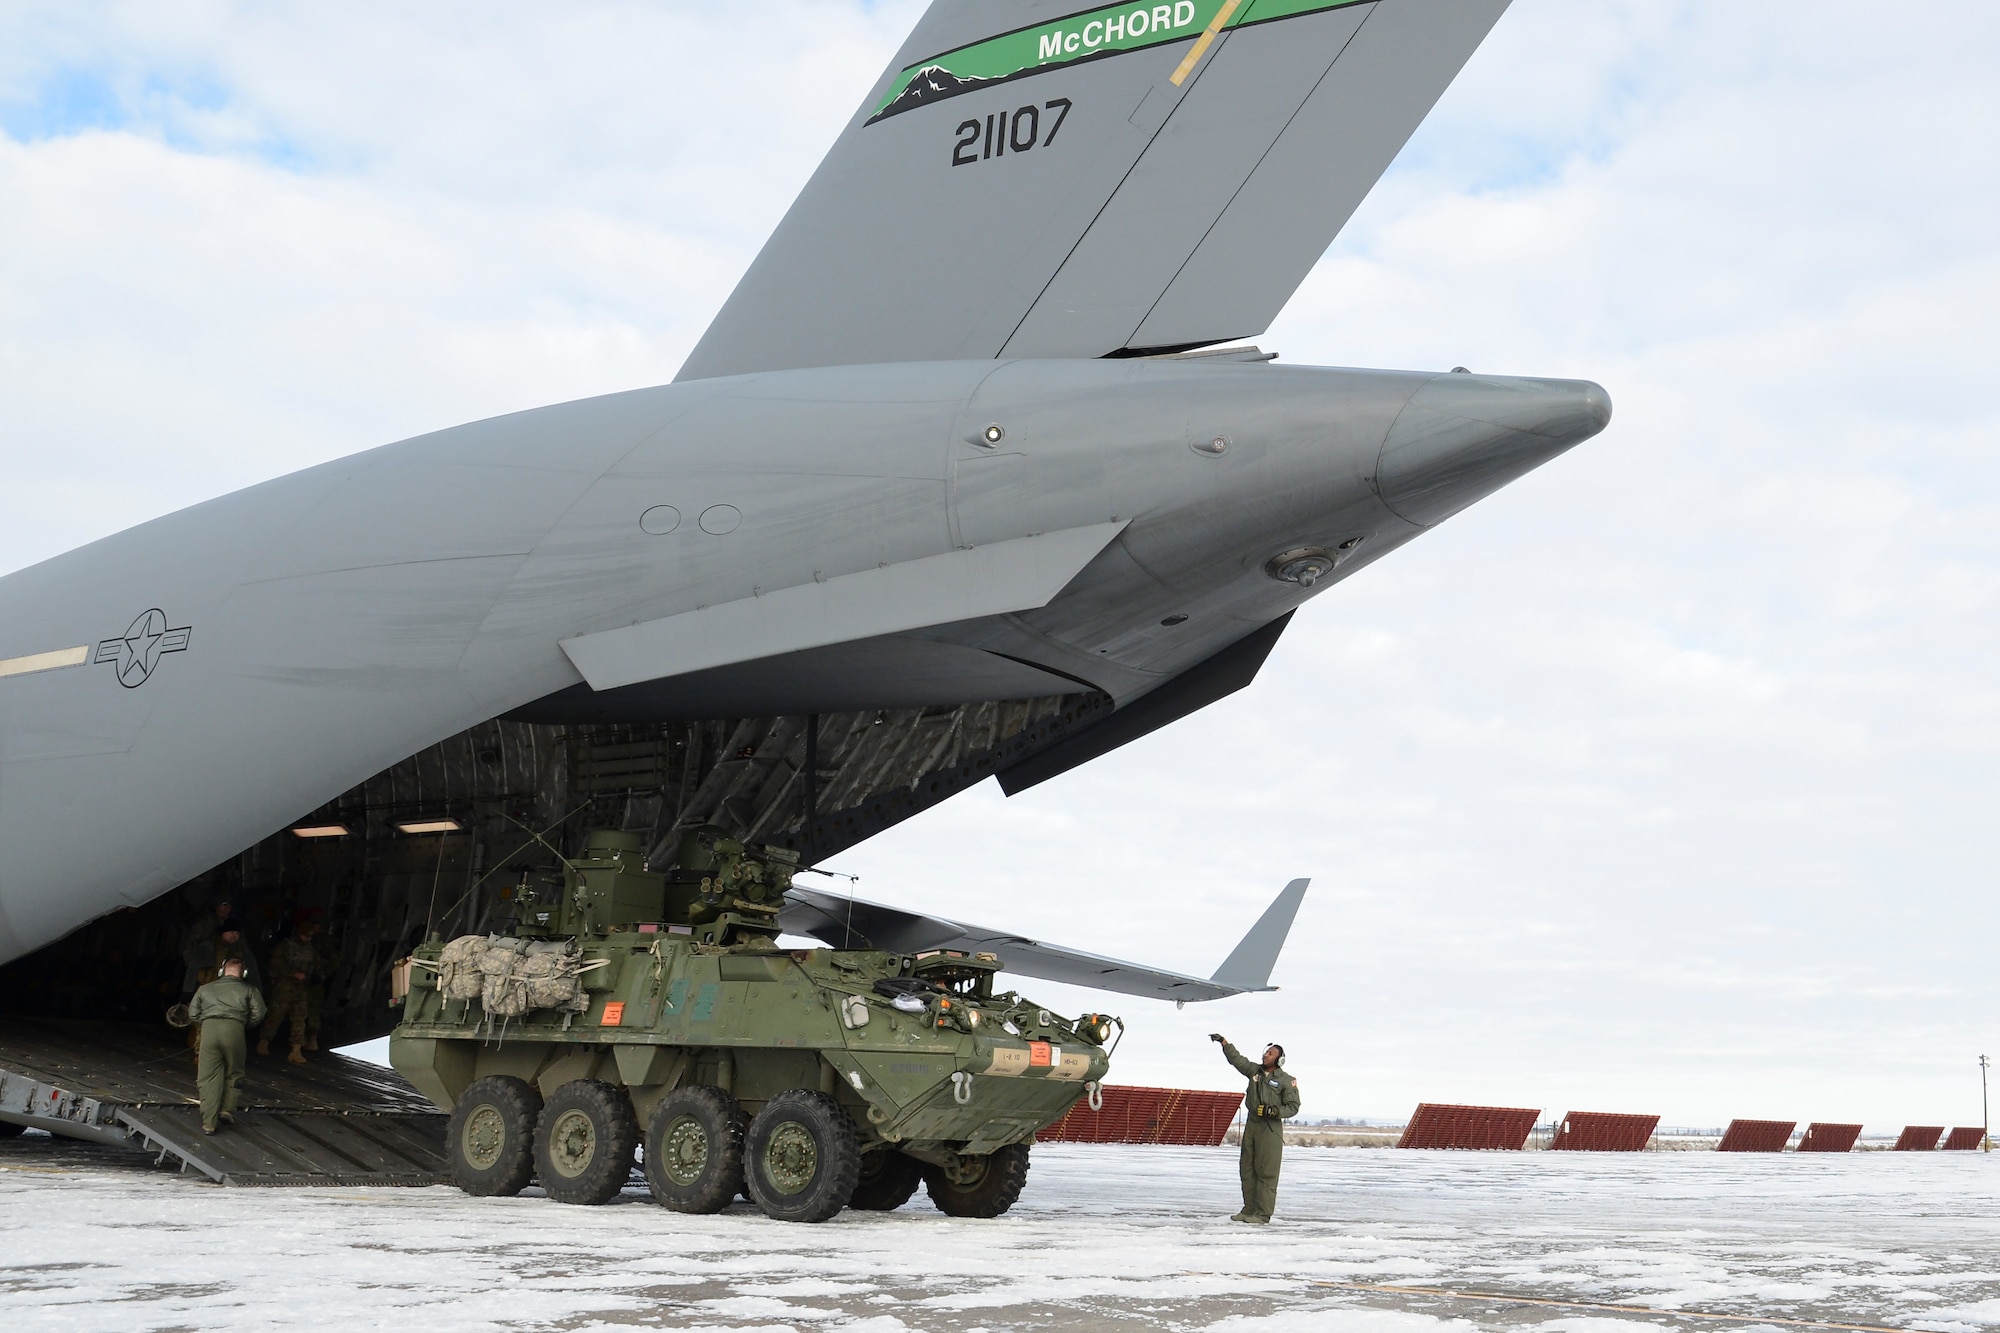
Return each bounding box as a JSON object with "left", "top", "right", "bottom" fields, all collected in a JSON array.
[
  {"left": 780, "top": 875, "right": 1309, "bottom": 1003},
  {"left": 1208, "top": 878, "right": 1310, "bottom": 992}
]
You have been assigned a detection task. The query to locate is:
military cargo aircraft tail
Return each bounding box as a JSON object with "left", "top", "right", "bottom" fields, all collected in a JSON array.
[
  {"left": 0, "top": 0, "right": 1602, "bottom": 1060},
  {"left": 678, "top": 0, "right": 1512, "bottom": 379}
]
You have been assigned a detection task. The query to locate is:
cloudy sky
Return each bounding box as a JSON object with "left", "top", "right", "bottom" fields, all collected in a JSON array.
[{"left": 4, "top": 1, "right": 1996, "bottom": 1131}]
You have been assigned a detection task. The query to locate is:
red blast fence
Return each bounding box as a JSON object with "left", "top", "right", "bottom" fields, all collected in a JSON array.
[
  {"left": 1549, "top": 1111, "right": 1659, "bottom": 1152},
  {"left": 1942, "top": 1127, "right": 1986, "bottom": 1151},
  {"left": 1397, "top": 1103, "right": 1540, "bottom": 1150},
  {"left": 1039, "top": 1086, "right": 1243, "bottom": 1146},
  {"left": 1797, "top": 1123, "right": 1862, "bottom": 1153},
  {"left": 1717, "top": 1119, "right": 1795, "bottom": 1152},
  {"left": 1894, "top": 1126, "right": 1944, "bottom": 1151}
]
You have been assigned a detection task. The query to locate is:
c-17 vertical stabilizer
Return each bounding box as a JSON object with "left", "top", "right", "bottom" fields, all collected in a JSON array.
[{"left": 680, "top": 0, "right": 1514, "bottom": 379}]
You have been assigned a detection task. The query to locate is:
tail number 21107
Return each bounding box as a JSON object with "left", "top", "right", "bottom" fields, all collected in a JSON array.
[{"left": 954, "top": 99, "right": 1072, "bottom": 166}]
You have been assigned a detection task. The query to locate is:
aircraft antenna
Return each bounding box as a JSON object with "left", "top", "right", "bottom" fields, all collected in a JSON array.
[{"left": 796, "top": 864, "right": 862, "bottom": 949}]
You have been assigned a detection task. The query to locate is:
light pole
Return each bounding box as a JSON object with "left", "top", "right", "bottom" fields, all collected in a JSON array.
[{"left": 1982, "top": 1055, "right": 1991, "bottom": 1153}]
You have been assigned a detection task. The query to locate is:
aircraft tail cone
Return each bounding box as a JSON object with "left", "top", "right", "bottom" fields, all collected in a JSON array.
[{"left": 1375, "top": 373, "right": 1612, "bottom": 527}]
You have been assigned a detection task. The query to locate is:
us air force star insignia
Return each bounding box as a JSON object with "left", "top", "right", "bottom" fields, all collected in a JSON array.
[{"left": 94, "top": 609, "right": 192, "bottom": 689}]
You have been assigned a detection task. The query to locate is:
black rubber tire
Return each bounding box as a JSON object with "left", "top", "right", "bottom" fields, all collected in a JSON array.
[
  {"left": 923, "top": 1143, "right": 1031, "bottom": 1218},
  {"left": 847, "top": 1149, "right": 924, "bottom": 1211},
  {"left": 447, "top": 1075, "right": 542, "bottom": 1197},
  {"left": 744, "top": 1088, "right": 862, "bottom": 1223},
  {"left": 534, "top": 1079, "right": 639, "bottom": 1206},
  {"left": 643, "top": 1085, "right": 746, "bottom": 1213}
]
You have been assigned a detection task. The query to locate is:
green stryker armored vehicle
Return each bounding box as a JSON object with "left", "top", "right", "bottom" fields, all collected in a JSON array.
[{"left": 389, "top": 829, "right": 1119, "bottom": 1222}]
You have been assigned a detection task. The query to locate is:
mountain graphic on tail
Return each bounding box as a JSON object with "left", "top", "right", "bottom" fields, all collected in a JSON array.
[{"left": 875, "top": 64, "right": 998, "bottom": 120}]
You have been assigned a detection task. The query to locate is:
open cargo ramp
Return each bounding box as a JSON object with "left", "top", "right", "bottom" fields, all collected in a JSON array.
[{"left": 0, "top": 1017, "right": 445, "bottom": 1186}]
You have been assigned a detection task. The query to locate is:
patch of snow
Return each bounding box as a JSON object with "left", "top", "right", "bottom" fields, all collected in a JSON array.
[{"left": 1, "top": 1139, "right": 1995, "bottom": 1329}]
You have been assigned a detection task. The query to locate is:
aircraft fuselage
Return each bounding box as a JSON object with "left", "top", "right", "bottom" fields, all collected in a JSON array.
[{"left": 0, "top": 356, "right": 1606, "bottom": 962}]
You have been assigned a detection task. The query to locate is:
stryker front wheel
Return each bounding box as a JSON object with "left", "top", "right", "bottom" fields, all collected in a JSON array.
[
  {"left": 744, "top": 1088, "right": 860, "bottom": 1223},
  {"left": 644, "top": 1085, "right": 746, "bottom": 1213},
  {"left": 447, "top": 1075, "right": 541, "bottom": 1197},
  {"left": 534, "top": 1079, "right": 638, "bottom": 1205},
  {"left": 922, "top": 1143, "right": 1030, "bottom": 1218}
]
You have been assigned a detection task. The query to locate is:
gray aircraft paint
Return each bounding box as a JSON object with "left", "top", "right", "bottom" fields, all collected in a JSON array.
[
  {"left": 559, "top": 522, "right": 1130, "bottom": 690},
  {"left": 779, "top": 876, "right": 1311, "bottom": 1003},
  {"left": 0, "top": 361, "right": 1604, "bottom": 963},
  {"left": 679, "top": 0, "right": 1511, "bottom": 379},
  {"left": 0, "top": 0, "right": 1606, "bottom": 1000},
  {"left": 1208, "top": 878, "right": 1312, "bottom": 994}
]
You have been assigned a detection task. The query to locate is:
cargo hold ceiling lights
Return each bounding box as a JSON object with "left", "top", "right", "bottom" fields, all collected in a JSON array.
[
  {"left": 290, "top": 823, "right": 350, "bottom": 839},
  {"left": 394, "top": 817, "right": 463, "bottom": 834}
]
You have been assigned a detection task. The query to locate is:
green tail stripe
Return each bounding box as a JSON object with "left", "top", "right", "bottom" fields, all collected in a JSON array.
[{"left": 870, "top": 0, "right": 1367, "bottom": 123}]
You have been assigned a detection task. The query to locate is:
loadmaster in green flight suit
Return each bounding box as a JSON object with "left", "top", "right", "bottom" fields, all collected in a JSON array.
[
  {"left": 188, "top": 958, "right": 267, "bottom": 1135},
  {"left": 1212, "top": 1034, "right": 1301, "bottom": 1223}
]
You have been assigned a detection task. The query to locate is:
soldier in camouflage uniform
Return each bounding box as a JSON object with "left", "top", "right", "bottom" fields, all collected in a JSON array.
[
  {"left": 1211, "top": 1034, "right": 1301, "bottom": 1224},
  {"left": 189, "top": 958, "right": 266, "bottom": 1134},
  {"left": 180, "top": 911, "right": 259, "bottom": 1050},
  {"left": 180, "top": 899, "right": 238, "bottom": 995},
  {"left": 257, "top": 917, "right": 322, "bottom": 1064},
  {"left": 302, "top": 922, "right": 338, "bottom": 1052}
]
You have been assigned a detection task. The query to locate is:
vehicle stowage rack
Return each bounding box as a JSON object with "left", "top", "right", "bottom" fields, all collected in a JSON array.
[{"left": 0, "top": 1017, "right": 446, "bottom": 1186}]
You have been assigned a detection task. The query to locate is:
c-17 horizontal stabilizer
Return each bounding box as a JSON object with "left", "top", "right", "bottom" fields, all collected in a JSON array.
[{"left": 779, "top": 876, "right": 1309, "bottom": 1003}]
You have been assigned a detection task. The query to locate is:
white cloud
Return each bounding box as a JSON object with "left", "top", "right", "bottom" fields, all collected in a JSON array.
[{"left": 3, "top": 0, "right": 1997, "bottom": 1128}]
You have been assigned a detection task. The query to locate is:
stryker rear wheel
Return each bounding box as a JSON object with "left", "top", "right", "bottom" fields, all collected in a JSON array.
[
  {"left": 744, "top": 1088, "right": 860, "bottom": 1223},
  {"left": 644, "top": 1085, "right": 746, "bottom": 1213},
  {"left": 847, "top": 1149, "right": 923, "bottom": 1210},
  {"left": 922, "top": 1143, "right": 1030, "bottom": 1218},
  {"left": 535, "top": 1079, "right": 638, "bottom": 1205},
  {"left": 447, "top": 1075, "right": 541, "bottom": 1197}
]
